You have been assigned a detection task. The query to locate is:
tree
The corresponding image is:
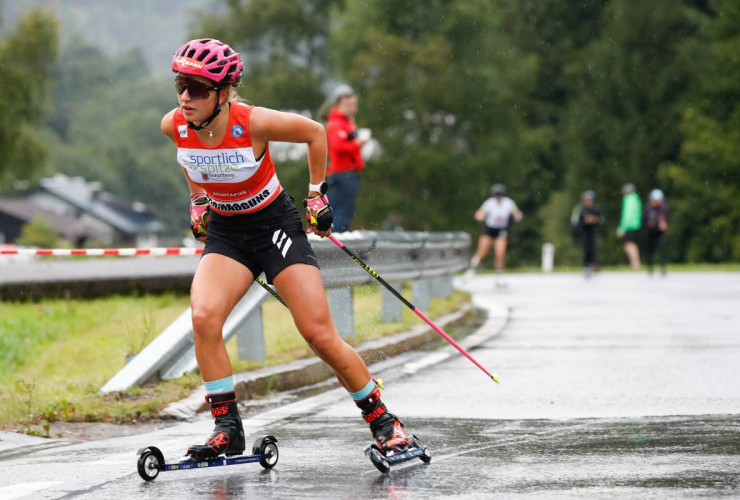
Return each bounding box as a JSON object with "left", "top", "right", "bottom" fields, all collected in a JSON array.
[
  {"left": 196, "top": 0, "right": 334, "bottom": 110},
  {"left": 16, "top": 214, "right": 63, "bottom": 248},
  {"left": 328, "top": 0, "right": 560, "bottom": 263},
  {"left": 658, "top": 0, "right": 740, "bottom": 262},
  {"left": 0, "top": 9, "right": 59, "bottom": 189}
]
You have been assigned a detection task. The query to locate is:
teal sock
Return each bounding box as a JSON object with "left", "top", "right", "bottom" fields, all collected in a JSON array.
[
  {"left": 349, "top": 378, "right": 376, "bottom": 401},
  {"left": 204, "top": 375, "right": 234, "bottom": 395}
]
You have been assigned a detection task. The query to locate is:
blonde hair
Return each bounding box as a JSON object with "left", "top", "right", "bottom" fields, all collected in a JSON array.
[{"left": 227, "top": 86, "right": 247, "bottom": 103}]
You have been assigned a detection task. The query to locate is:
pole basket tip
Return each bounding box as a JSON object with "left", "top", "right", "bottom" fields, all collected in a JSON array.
[{"left": 492, "top": 374, "right": 500, "bottom": 384}]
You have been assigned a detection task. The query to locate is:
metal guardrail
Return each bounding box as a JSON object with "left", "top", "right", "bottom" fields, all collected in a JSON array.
[
  {"left": 0, "top": 231, "right": 469, "bottom": 300},
  {"left": 100, "top": 231, "right": 470, "bottom": 392},
  {"left": 1, "top": 230, "right": 470, "bottom": 393}
]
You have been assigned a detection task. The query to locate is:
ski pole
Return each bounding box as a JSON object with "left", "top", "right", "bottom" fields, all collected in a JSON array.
[
  {"left": 255, "top": 276, "right": 287, "bottom": 307},
  {"left": 328, "top": 234, "right": 499, "bottom": 384}
]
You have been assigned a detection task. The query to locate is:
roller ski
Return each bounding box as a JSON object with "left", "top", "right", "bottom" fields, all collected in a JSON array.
[
  {"left": 356, "top": 384, "right": 431, "bottom": 474},
  {"left": 137, "top": 391, "right": 278, "bottom": 481},
  {"left": 137, "top": 435, "right": 278, "bottom": 481}
]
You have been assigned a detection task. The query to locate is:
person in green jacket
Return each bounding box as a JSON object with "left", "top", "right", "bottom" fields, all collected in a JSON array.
[{"left": 616, "top": 183, "right": 642, "bottom": 270}]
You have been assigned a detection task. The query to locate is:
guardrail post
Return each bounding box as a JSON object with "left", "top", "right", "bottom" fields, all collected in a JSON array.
[
  {"left": 381, "top": 282, "right": 403, "bottom": 322},
  {"left": 411, "top": 279, "right": 431, "bottom": 311},
  {"left": 431, "top": 274, "right": 453, "bottom": 298},
  {"left": 237, "top": 307, "right": 266, "bottom": 362},
  {"left": 328, "top": 286, "right": 354, "bottom": 338}
]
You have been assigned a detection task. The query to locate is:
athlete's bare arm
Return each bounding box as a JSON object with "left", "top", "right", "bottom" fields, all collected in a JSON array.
[
  {"left": 249, "top": 107, "right": 328, "bottom": 188},
  {"left": 160, "top": 109, "right": 178, "bottom": 144}
]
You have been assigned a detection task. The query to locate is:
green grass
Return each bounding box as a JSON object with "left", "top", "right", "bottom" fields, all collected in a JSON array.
[{"left": 0, "top": 286, "right": 469, "bottom": 434}]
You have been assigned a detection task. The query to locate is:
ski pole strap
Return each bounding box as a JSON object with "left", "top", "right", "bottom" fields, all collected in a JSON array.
[{"left": 205, "top": 391, "right": 237, "bottom": 405}]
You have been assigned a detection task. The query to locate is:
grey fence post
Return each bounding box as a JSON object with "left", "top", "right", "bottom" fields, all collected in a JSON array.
[
  {"left": 237, "top": 307, "right": 266, "bottom": 362},
  {"left": 381, "top": 282, "right": 403, "bottom": 323},
  {"left": 411, "top": 279, "right": 431, "bottom": 311},
  {"left": 431, "top": 274, "right": 453, "bottom": 298},
  {"left": 328, "top": 287, "right": 354, "bottom": 338}
]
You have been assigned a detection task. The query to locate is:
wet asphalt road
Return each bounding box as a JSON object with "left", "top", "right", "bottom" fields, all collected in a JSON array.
[{"left": 2, "top": 271, "right": 739, "bottom": 499}]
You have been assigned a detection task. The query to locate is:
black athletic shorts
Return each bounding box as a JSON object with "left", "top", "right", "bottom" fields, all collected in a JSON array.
[
  {"left": 484, "top": 226, "right": 508, "bottom": 239},
  {"left": 202, "top": 191, "right": 320, "bottom": 284},
  {"left": 622, "top": 229, "right": 640, "bottom": 243}
]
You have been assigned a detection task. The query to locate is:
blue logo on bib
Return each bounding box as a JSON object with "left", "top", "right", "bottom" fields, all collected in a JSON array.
[{"left": 231, "top": 125, "right": 244, "bottom": 138}]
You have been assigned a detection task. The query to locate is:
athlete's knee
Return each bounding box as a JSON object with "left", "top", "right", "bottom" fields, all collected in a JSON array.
[
  {"left": 301, "top": 324, "right": 341, "bottom": 355},
  {"left": 191, "top": 302, "right": 225, "bottom": 340}
]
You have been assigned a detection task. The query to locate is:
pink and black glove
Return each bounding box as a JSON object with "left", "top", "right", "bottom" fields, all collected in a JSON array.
[
  {"left": 190, "top": 193, "right": 210, "bottom": 239},
  {"left": 303, "top": 194, "right": 333, "bottom": 232}
]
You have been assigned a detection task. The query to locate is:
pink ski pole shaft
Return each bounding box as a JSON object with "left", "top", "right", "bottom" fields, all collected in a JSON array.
[{"left": 328, "top": 235, "right": 499, "bottom": 384}]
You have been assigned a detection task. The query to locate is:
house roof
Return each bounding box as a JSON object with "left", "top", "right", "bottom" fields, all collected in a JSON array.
[
  {"left": 0, "top": 198, "right": 85, "bottom": 240},
  {"left": 38, "top": 174, "right": 165, "bottom": 235}
]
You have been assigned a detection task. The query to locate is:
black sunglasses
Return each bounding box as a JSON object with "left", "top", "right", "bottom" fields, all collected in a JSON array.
[{"left": 175, "top": 76, "right": 220, "bottom": 99}]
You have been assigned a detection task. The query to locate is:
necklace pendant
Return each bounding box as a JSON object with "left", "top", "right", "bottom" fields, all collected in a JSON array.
[{"left": 209, "top": 131, "right": 214, "bottom": 137}]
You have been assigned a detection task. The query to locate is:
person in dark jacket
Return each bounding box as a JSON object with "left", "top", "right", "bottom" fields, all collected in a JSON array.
[
  {"left": 644, "top": 189, "right": 670, "bottom": 276},
  {"left": 577, "top": 190, "right": 601, "bottom": 277},
  {"left": 326, "top": 84, "right": 369, "bottom": 232}
]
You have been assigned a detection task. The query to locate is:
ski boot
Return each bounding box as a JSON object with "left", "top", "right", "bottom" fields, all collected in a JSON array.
[
  {"left": 356, "top": 386, "right": 431, "bottom": 473},
  {"left": 356, "top": 386, "right": 410, "bottom": 453},
  {"left": 186, "top": 391, "right": 246, "bottom": 460}
]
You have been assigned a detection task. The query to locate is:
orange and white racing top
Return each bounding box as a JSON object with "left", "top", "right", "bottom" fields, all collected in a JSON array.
[{"left": 173, "top": 103, "right": 282, "bottom": 215}]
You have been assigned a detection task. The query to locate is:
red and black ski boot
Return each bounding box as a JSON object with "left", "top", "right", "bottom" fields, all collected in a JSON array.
[
  {"left": 186, "top": 391, "right": 246, "bottom": 460},
  {"left": 356, "top": 387, "right": 410, "bottom": 453}
]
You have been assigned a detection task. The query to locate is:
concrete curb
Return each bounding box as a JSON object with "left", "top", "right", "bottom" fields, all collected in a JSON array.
[{"left": 161, "top": 299, "right": 510, "bottom": 420}]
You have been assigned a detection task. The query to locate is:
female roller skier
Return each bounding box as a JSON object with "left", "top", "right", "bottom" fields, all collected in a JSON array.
[{"left": 161, "top": 38, "right": 412, "bottom": 461}]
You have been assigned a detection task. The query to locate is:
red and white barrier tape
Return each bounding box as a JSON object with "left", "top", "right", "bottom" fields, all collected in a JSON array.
[{"left": 0, "top": 247, "right": 204, "bottom": 257}]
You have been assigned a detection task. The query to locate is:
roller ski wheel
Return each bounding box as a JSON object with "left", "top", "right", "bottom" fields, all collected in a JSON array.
[
  {"left": 365, "top": 444, "right": 391, "bottom": 474},
  {"left": 255, "top": 437, "right": 279, "bottom": 469},
  {"left": 137, "top": 446, "right": 164, "bottom": 481},
  {"left": 364, "top": 435, "right": 431, "bottom": 474},
  {"left": 135, "top": 435, "right": 278, "bottom": 482}
]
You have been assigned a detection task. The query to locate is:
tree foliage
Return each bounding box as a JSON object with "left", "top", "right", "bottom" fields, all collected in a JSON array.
[
  {"left": 2, "top": 0, "right": 736, "bottom": 262},
  {"left": 0, "top": 9, "right": 58, "bottom": 188},
  {"left": 658, "top": 0, "right": 740, "bottom": 262}
]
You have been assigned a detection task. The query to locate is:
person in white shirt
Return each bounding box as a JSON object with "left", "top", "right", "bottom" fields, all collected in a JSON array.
[{"left": 467, "top": 184, "right": 523, "bottom": 278}]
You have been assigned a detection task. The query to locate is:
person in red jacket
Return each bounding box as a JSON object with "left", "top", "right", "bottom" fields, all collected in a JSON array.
[{"left": 326, "top": 85, "right": 369, "bottom": 232}]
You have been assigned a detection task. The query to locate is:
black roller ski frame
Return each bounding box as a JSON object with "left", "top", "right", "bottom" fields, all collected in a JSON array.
[
  {"left": 364, "top": 434, "right": 431, "bottom": 474},
  {"left": 137, "top": 435, "right": 278, "bottom": 481}
]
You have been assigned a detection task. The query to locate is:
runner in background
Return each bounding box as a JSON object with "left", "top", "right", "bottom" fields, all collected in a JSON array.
[
  {"left": 616, "top": 183, "right": 642, "bottom": 270},
  {"left": 577, "top": 190, "right": 601, "bottom": 278},
  {"left": 644, "top": 188, "right": 670, "bottom": 276},
  {"left": 465, "top": 184, "right": 523, "bottom": 284}
]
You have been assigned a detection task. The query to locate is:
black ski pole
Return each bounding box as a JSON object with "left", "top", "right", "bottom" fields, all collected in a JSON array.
[{"left": 328, "top": 234, "right": 499, "bottom": 384}]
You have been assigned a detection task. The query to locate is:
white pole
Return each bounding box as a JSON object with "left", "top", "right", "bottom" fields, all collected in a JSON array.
[{"left": 541, "top": 242, "right": 555, "bottom": 272}]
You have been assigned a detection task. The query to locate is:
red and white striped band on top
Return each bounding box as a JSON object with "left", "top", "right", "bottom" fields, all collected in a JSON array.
[{"left": 0, "top": 247, "right": 204, "bottom": 257}]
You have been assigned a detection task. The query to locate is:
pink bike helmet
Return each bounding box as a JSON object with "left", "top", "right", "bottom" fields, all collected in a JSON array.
[{"left": 172, "top": 38, "right": 243, "bottom": 85}]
